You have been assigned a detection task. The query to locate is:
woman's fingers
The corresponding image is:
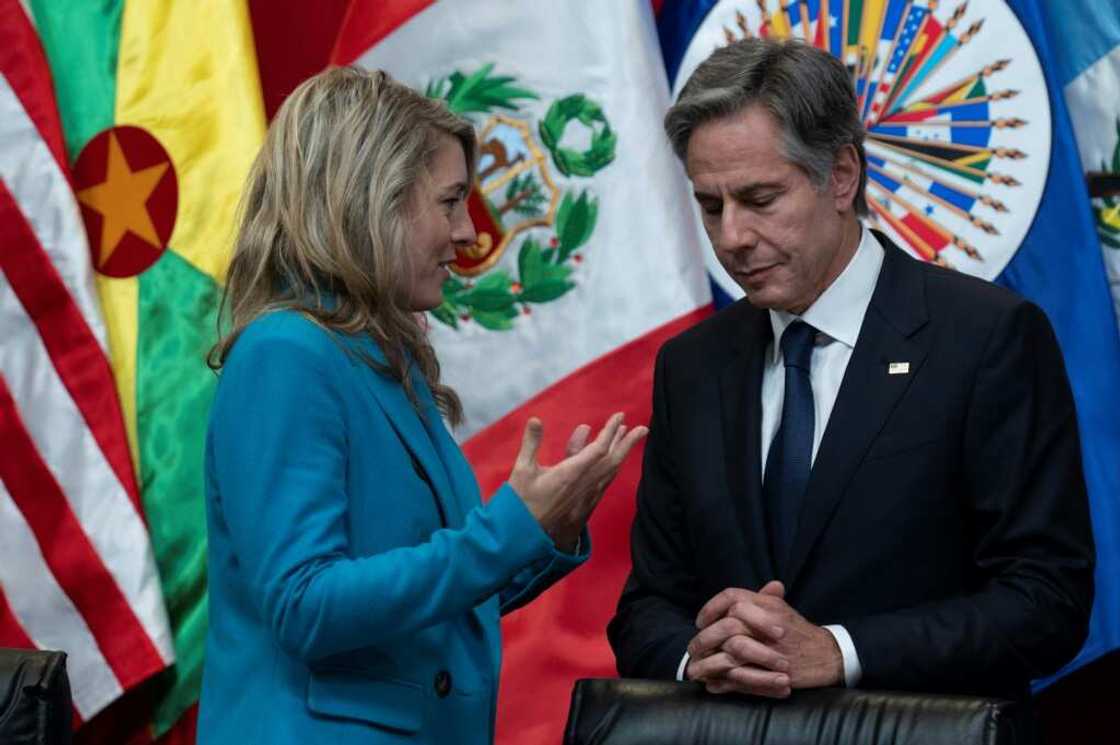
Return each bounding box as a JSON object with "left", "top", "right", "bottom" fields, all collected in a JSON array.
[
  {"left": 565, "top": 423, "right": 592, "bottom": 458},
  {"left": 542, "top": 415, "right": 646, "bottom": 498},
  {"left": 567, "top": 417, "right": 647, "bottom": 482},
  {"left": 593, "top": 412, "right": 625, "bottom": 454},
  {"left": 609, "top": 423, "right": 628, "bottom": 454},
  {"left": 610, "top": 425, "right": 649, "bottom": 466},
  {"left": 566, "top": 412, "right": 624, "bottom": 468},
  {"left": 588, "top": 425, "right": 649, "bottom": 492},
  {"left": 515, "top": 417, "right": 544, "bottom": 470}
]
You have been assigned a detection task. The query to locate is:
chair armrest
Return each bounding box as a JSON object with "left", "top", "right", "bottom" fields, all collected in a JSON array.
[
  {"left": 0, "top": 648, "right": 73, "bottom": 745},
  {"left": 564, "top": 678, "right": 1035, "bottom": 745}
]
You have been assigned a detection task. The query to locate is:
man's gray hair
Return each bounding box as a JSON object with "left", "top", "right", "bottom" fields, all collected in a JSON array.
[{"left": 666, "top": 38, "right": 868, "bottom": 216}]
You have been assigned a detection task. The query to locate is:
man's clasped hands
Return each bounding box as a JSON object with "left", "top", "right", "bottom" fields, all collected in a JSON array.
[{"left": 685, "top": 581, "right": 844, "bottom": 697}]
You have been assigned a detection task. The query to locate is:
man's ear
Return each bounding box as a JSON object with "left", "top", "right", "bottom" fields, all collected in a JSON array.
[{"left": 830, "top": 143, "right": 861, "bottom": 213}]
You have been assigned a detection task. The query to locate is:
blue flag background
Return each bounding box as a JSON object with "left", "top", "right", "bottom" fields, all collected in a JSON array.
[
  {"left": 1011, "top": 0, "right": 1120, "bottom": 686},
  {"left": 658, "top": 0, "right": 1120, "bottom": 686}
]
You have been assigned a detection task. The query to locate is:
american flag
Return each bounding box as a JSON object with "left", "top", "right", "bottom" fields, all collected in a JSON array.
[{"left": 0, "top": 0, "right": 174, "bottom": 722}]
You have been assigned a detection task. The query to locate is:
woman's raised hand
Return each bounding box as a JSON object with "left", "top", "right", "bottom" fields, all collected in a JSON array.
[{"left": 508, "top": 413, "right": 648, "bottom": 551}]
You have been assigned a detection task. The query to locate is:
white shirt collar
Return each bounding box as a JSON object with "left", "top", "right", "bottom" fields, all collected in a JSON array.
[{"left": 767, "top": 227, "right": 885, "bottom": 362}]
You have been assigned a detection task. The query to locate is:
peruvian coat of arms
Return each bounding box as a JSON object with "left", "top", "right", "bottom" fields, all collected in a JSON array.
[{"left": 426, "top": 64, "right": 616, "bottom": 331}]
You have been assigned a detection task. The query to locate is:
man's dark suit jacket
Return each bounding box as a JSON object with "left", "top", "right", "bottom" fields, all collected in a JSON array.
[{"left": 608, "top": 235, "right": 1095, "bottom": 699}]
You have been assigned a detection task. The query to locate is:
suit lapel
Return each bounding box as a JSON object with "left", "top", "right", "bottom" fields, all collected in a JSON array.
[
  {"left": 785, "top": 241, "right": 931, "bottom": 588},
  {"left": 419, "top": 396, "right": 481, "bottom": 524},
  {"left": 345, "top": 336, "right": 464, "bottom": 529},
  {"left": 364, "top": 364, "right": 499, "bottom": 639},
  {"left": 719, "top": 307, "right": 778, "bottom": 582}
]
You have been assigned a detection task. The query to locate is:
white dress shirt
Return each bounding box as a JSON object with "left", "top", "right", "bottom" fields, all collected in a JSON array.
[{"left": 678, "top": 227, "right": 885, "bottom": 687}]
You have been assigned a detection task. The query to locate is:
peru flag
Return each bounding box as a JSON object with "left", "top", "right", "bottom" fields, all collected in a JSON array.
[{"left": 332, "top": 1, "right": 711, "bottom": 742}]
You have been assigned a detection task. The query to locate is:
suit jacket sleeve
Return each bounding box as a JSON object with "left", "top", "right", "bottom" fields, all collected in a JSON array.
[
  {"left": 608, "top": 346, "right": 700, "bottom": 679},
  {"left": 209, "top": 329, "right": 573, "bottom": 663},
  {"left": 499, "top": 528, "right": 590, "bottom": 615},
  {"left": 844, "top": 300, "right": 1095, "bottom": 694}
]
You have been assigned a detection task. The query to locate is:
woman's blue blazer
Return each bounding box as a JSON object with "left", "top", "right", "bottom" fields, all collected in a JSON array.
[{"left": 197, "top": 311, "right": 586, "bottom": 744}]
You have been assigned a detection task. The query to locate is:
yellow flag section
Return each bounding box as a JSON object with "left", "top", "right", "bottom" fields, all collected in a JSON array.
[
  {"left": 97, "top": 0, "right": 265, "bottom": 735},
  {"left": 101, "top": 0, "right": 265, "bottom": 459}
]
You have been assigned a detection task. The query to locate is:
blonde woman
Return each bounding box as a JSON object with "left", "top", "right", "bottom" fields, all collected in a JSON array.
[{"left": 197, "top": 67, "right": 645, "bottom": 744}]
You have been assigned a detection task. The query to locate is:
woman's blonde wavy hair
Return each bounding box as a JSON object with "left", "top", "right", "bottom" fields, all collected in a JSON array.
[{"left": 209, "top": 66, "right": 476, "bottom": 426}]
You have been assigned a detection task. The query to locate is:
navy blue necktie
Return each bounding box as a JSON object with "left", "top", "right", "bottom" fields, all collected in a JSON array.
[{"left": 762, "top": 320, "right": 816, "bottom": 577}]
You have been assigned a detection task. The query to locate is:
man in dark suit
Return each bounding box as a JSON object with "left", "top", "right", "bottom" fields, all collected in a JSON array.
[{"left": 608, "top": 38, "right": 1095, "bottom": 700}]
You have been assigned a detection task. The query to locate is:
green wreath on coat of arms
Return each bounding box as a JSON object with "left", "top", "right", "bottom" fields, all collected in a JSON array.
[{"left": 425, "top": 64, "right": 616, "bottom": 331}]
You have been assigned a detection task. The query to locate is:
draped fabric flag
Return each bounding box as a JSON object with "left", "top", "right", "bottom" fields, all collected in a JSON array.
[
  {"left": 0, "top": 0, "right": 173, "bottom": 724},
  {"left": 1027, "top": 0, "right": 1120, "bottom": 683},
  {"left": 331, "top": 1, "right": 711, "bottom": 741},
  {"left": 13, "top": 0, "right": 1116, "bottom": 742},
  {"left": 1037, "top": 0, "right": 1120, "bottom": 332},
  {"left": 659, "top": 0, "right": 1120, "bottom": 685},
  {"left": 5, "top": 0, "right": 267, "bottom": 740}
]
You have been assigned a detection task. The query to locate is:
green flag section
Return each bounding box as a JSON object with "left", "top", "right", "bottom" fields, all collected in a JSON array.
[
  {"left": 136, "top": 252, "right": 223, "bottom": 734},
  {"left": 27, "top": 0, "right": 121, "bottom": 161},
  {"left": 29, "top": 0, "right": 266, "bottom": 738}
]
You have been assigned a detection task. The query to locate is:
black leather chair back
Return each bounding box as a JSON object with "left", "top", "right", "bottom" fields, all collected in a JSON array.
[
  {"left": 565, "top": 679, "right": 1036, "bottom": 745},
  {"left": 0, "top": 648, "right": 73, "bottom": 745}
]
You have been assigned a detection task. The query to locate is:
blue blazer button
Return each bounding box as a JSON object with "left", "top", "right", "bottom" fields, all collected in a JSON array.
[{"left": 434, "top": 670, "right": 452, "bottom": 698}]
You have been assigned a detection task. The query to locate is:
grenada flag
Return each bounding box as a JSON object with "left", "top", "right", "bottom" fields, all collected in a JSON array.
[{"left": 2, "top": 0, "right": 265, "bottom": 741}]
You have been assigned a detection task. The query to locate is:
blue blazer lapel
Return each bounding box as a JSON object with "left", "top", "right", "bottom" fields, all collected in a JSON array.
[
  {"left": 413, "top": 381, "right": 503, "bottom": 655},
  {"left": 343, "top": 335, "right": 464, "bottom": 529},
  {"left": 333, "top": 330, "right": 501, "bottom": 666},
  {"left": 420, "top": 406, "right": 482, "bottom": 516}
]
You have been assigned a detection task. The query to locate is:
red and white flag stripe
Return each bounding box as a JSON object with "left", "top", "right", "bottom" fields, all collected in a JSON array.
[
  {"left": 0, "top": 0, "right": 173, "bottom": 722},
  {"left": 0, "top": 482, "right": 124, "bottom": 715},
  {"left": 0, "top": 7, "right": 107, "bottom": 352}
]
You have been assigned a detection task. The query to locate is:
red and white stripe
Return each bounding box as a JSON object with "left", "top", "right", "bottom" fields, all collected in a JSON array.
[
  {"left": 0, "top": 0, "right": 173, "bottom": 721},
  {"left": 0, "top": 480, "right": 123, "bottom": 715},
  {"left": 0, "top": 8, "right": 107, "bottom": 352}
]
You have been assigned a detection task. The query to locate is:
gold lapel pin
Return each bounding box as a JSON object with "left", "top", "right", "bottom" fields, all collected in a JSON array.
[{"left": 888, "top": 362, "right": 910, "bottom": 375}]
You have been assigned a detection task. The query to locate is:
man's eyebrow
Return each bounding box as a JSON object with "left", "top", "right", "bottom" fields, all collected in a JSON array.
[
  {"left": 730, "top": 181, "right": 784, "bottom": 199},
  {"left": 693, "top": 180, "right": 785, "bottom": 202}
]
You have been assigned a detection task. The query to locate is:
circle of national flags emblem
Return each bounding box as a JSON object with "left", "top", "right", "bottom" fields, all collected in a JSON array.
[
  {"left": 426, "top": 65, "right": 616, "bottom": 331},
  {"left": 675, "top": 0, "right": 1051, "bottom": 283},
  {"left": 74, "top": 125, "right": 179, "bottom": 278}
]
